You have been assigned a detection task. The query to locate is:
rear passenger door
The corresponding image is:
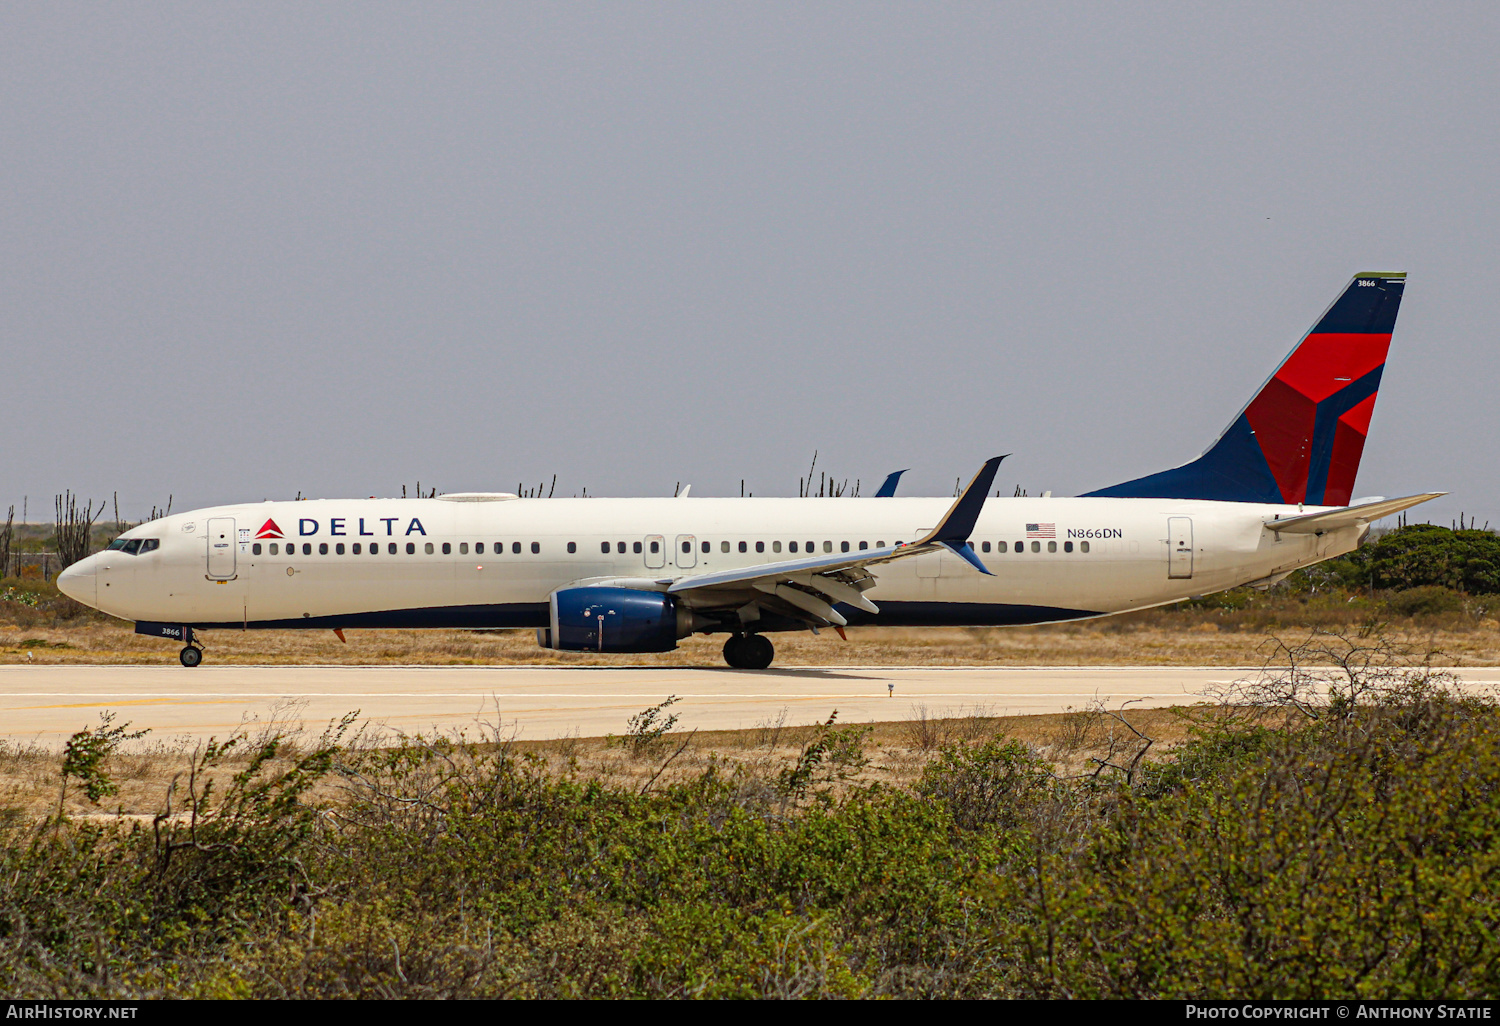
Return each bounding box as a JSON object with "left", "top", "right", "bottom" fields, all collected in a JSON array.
[{"left": 1167, "top": 517, "right": 1194, "bottom": 579}]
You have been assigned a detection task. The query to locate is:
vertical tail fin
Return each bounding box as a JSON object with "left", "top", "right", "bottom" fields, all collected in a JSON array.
[{"left": 1083, "top": 272, "right": 1405, "bottom": 505}]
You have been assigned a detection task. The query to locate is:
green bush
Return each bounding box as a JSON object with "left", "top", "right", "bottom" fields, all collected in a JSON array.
[
  {"left": 7, "top": 683, "right": 1500, "bottom": 999},
  {"left": 1321, "top": 524, "right": 1500, "bottom": 595}
]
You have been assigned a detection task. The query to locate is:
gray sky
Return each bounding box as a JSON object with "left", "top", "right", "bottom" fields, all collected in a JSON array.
[{"left": 3, "top": 2, "right": 1496, "bottom": 525}]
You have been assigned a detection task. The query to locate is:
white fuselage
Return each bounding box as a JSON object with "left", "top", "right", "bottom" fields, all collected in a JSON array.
[{"left": 59, "top": 494, "right": 1357, "bottom": 631}]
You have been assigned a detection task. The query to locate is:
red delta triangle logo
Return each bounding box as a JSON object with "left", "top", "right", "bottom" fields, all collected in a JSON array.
[{"left": 255, "top": 519, "right": 284, "bottom": 540}]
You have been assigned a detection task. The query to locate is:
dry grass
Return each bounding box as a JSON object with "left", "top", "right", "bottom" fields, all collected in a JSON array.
[
  {"left": 2, "top": 703, "right": 1213, "bottom": 822},
  {"left": 2, "top": 616, "right": 1498, "bottom": 667}
]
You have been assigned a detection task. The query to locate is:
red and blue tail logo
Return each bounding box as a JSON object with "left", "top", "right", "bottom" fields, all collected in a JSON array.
[{"left": 1085, "top": 273, "right": 1405, "bottom": 506}]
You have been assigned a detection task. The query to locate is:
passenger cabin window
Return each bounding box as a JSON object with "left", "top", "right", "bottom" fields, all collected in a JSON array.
[
  {"left": 823, "top": 541, "right": 833, "bottom": 553},
  {"left": 859, "top": 541, "right": 868, "bottom": 551},
  {"left": 319, "top": 543, "right": 328, "bottom": 555},
  {"left": 388, "top": 543, "right": 397, "bottom": 555},
  {"left": 406, "top": 542, "right": 416, "bottom": 554},
  {"left": 303, "top": 543, "right": 312, "bottom": 555},
  {"left": 531, "top": 542, "right": 540, "bottom": 554},
  {"left": 476, "top": 543, "right": 484, "bottom": 554},
  {"left": 721, "top": 541, "right": 731, "bottom": 553},
  {"left": 460, "top": 543, "right": 469, "bottom": 555},
  {"left": 701, "top": 541, "right": 709, "bottom": 554},
  {"left": 756, "top": 541, "right": 765, "bottom": 553},
  {"left": 512, "top": 542, "right": 521, "bottom": 554},
  {"left": 772, "top": 541, "right": 781, "bottom": 553},
  {"left": 567, "top": 542, "right": 576, "bottom": 554},
  {"left": 981, "top": 541, "right": 990, "bottom": 553},
  {"left": 425, "top": 542, "right": 435, "bottom": 554},
  {"left": 1064, "top": 541, "right": 1073, "bottom": 552},
  {"left": 600, "top": 542, "right": 610, "bottom": 554},
  {"left": 634, "top": 541, "right": 642, "bottom": 554},
  {"left": 1014, "top": 540, "right": 1024, "bottom": 552},
  {"left": 789, "top": 542, "right": 798, "bottom": 553},
  {"left": 617, "top": 542, "right": 626, "bottom": 554},
  {"left": 1047, "top": 541, "right": 1057, "bottom": 553},
  {"left": 353, "top": 543, "right": 362, "bottom": 554},
  {"left": 1030, "top": 541, "right": 1040, "bottom": 553},
  {"left": 252, "top": 543, "right": 262, "bottom": 555},
  {"left": 841, "top": 541, "right": 849, "bottom": 552},
  {"left": 442, "top": 542, "right": 451, "bottom": 555},
  {"left": 1081, "top": 541, "right": 1090, "bottom": 553},
  {"left": 269, "top": 543, "right": 279, "bottom": 555},
  {"left": 649, "top": 541, "right": 658, "bottom": 554},
  {"left": 336, "top": 543, "right": 346, "bottom": 555},
  {"left": 996, "top": 541, "right": 1007, "bottom": 553}
]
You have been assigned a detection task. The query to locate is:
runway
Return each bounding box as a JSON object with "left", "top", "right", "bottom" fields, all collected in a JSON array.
[{"left": 3, "top": 664, "right": 1499, "bottom": 747}]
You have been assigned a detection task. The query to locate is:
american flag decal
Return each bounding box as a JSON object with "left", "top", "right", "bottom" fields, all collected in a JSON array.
[{"left": 1026, "top": 523, "right": 1056, "bottom": 539}]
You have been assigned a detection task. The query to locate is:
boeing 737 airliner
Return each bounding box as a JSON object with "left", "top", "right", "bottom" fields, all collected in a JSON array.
[{"left": 58, "top": 272, "right": 1438, "bottom": 668}]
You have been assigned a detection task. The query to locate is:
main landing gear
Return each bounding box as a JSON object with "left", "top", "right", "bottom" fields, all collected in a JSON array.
[{"left": 723, "top": 633, "right": 774, "bottom": 670}]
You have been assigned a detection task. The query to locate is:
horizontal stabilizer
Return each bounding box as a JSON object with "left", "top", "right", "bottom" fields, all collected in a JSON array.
[{"left": 1265, "top": 492, "right": 1445, "bottom": 534}]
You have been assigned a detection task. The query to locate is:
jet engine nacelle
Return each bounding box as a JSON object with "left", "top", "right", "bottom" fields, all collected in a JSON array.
[{"left": 538, "top": 586, "right": 684, "bottom": 653}]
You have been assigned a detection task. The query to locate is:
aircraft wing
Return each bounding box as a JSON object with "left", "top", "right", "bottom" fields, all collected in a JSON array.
[
  {"left": 666, "top": 456, "right": 1007, "bottom": 627},
  {"left": 1264, "top": 492, "right": 1446, "bottom": 535}
]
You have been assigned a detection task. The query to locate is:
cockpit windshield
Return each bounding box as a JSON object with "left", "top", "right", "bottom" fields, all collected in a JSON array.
[{"left": 105, "top": 538, "right": 159, "bottom": 555}]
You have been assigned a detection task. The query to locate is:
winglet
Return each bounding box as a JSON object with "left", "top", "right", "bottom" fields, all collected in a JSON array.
[
  {"left": 941, "top": 540, "right": 993, "bottom": 575},
  {"left": 875, "top": 469, "right": 908, "bottom": 498},
  {"left": 927, "top": 456, "right": 1006, "bottom": 543},
  {"left": 910, "top": 456, "right": 1007, "bottom": 575}
]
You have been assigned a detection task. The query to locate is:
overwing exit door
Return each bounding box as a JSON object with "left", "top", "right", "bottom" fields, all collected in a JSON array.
[{"left": 643, "top": 535, "right": 666, "bottom": 570}]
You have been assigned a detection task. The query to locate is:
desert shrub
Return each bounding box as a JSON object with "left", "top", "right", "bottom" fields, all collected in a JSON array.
[
  {"left": 5, "top": 652, "right": 1500, "bottom": 1000},
  {"left": 986, "top": 696, "right": 1500, "bottom": 999},
  {"left": 1384, "top": 584, "right": 1465, "bottom": 617},
  {"left": 915, "top": 737, "right": 1051, "bottom": 832}
]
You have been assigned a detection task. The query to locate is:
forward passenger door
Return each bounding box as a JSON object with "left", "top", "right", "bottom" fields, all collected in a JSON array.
[{"left": 206, "top": 518, "right": 236, "bottom": 579}]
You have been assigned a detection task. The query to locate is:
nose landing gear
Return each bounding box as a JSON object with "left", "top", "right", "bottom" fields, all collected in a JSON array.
[
  {"left": 135, "top": 623, "right": 205, "bottom": 667},
  {"left": 722, "top": 633, "right": 774, "bottom": 670}
]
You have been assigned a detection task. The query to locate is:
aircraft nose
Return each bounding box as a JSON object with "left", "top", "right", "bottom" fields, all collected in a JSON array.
[{"left": 57, "top": 556, "right": 97, "bottom": 606}]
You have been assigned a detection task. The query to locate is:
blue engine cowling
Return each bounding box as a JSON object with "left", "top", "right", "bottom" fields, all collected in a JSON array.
[{"left": 539, "top": 587, "right": 680, "bottom": 653}]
